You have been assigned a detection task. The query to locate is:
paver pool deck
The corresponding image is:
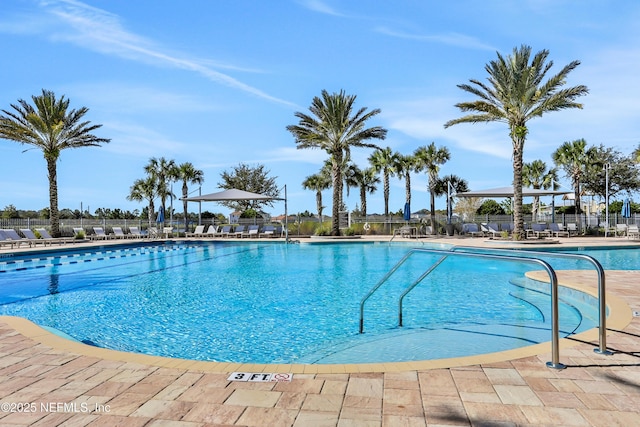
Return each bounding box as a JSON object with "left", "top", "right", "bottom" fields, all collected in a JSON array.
[{"left": 0, "top": 235, "right": 638, "bottom": 426}]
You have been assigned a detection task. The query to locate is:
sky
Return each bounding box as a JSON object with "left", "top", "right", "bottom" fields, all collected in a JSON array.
[{"left": 1, "top": 0, "right": 639, "bottom": 218}]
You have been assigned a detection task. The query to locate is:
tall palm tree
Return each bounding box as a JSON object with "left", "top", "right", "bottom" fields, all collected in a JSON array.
[
  {"left": 287, "top": 90, "right": 387, "bottom": 235},
  {"left": 347, "top": 166, "right": 380, "bottom": 218},
  {"left": 176, "top": 162, "right": 204, "bottom": 232},
  {"left": 552, "top": 138, "right": 592, "bottom": 230},
  {"left": 0, "top": 89, "right": 110, "bottom": 236},
  {"left": 522, "top": 160, "right": 558, "bottom": 221},
  {"left": 127, "top": 176, "right": 158, "bottom": 228},
  {"left": 395, "top": 154, "right": 416, "bottom": 210},
  {"left": 302, "top": 171, "right": 331, "bottom": 220},
  {"left": 144, "top": 157, "right": 178, "bottom": 225},
  {"left": 369, "top": 147, "right": 401, "bottom": 217},
  {"left": 414, "top": 142, "right": 451, "bottom": 234},
  {"left": 435, "top": 174, "right": 469, "bottom": 226},
  {"left": 444, "top": 45, "right": 588, "bottom": 239}
]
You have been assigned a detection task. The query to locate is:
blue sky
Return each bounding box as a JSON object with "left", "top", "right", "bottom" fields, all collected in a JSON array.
[{"left": 1, "top": 0, "right": 639, "bottom": 217}]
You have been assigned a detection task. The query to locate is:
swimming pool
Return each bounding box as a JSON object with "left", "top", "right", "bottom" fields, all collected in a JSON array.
[{"left": 0, "top": 241, "right": 624, "bottom": 364}]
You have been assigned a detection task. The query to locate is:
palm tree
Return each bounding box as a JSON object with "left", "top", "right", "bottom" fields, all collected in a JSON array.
[
  {"left": 287, "top": 90, "right": 387, "bottom": 235},
  {"left": 347, "top": 166, "right": 380, "bottom": 218},
  {"left": 144, "top": 157, "right": 178, "bottom": 225},
  {"left": 522, "top": 160, "right": 558, "bottom": 221},
  {"left": 414, "top": 142, "right": 451, "bottom": 234},
  {"left": 127, "top": 176, "right": 158, "bottom": 228},
  {"left": 444, "top": 45, "right": 588, "bottom": 239},
  {"left": 435, "top": 174, "right": 469, "bottom": 227},
  {"left": 176, "top": 162, "right": 204, "bottom": 233},
  {"left": 552, "top": 138, "right": 592, "bottom": 231},
  {"left": 0, "top": 89, "right": 110, "bottom": 236},
  {"left": 395, "top": 154, "right": 417, "bottom": 210},
  {"left": 369, "top": 147, "right": 401, "bottom": 217},
  {"left": 302, "top": 171, "right": 331, "bottom": 220}
]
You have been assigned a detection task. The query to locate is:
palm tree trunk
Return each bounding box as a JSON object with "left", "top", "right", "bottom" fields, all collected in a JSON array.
[
  {"left": 331, "top": 156, "right": 342, "bottom": 236},
  {"left": 46, "top": 158, "right": 61, "bottom": 237},
  {"left": 316, "top": 191, "right": 323, "bottom": 221},
  {"left": 574, "top": 179, "right": 582, "bottom": 231},
  {"left": 148, "top": 200, "right": 155, "bottom": 229},
  {"left": 512, "top": 138, "right": 525, "bottom": 239},
  {"left": 383, "top": 171, "right": 389, "bottom": 216},
  {"left": 182, "top": 182, "right": 189, "bottom": 233},
  {"left": 360, "top": 186, "right": 367, "bottom": 218},
  {"left": 430, "top": 187, "right": 436, "bottom": 235},
  {"left": 405, "top": 172, "right": 411, "bottom": 205}
]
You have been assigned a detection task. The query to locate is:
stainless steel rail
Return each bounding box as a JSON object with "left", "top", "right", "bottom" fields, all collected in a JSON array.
[
  {"left": 359, "top": 248, "right": 566, "bottom": 369},
  {"left": 450, "top": 246, "right": 610, "bottom": 355}
]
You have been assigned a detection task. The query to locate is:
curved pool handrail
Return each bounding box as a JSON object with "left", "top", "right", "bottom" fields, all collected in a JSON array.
[
  {"left": 450, "top": 246, "right": 610, "bottom": 355},
  {"left": 359, "top": 247, "right": 566, "bottom": 369}
]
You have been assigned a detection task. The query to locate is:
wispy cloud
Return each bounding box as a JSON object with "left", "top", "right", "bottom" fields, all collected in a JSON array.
[
  {"left": 375, "top": 26, "right": 496, "bottom": 51},
  {"left": 296, "top": 0, "right": 345, "bottom": 17},
  {"left": 21, "top": 0, "right": 296, "bottom": 107}
]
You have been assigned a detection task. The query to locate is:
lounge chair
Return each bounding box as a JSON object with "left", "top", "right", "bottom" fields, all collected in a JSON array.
[
  {"left": 163, "top": 227, "right": 173, "bottom": 238},
  {"left": 204, "top": 225, "right": 218, "bottom": 237},
  {"left": 186, "top": 225, "right": 205, "bottom": 238},
  {"left": 111, "top": 227, "right": 129, "bottom": 239},
  {"left": 394, "top": 225, "right": 415, "bottom": 238},
  {"left": 20, "top": 228, "right": 54, "bottom": 246},
  {"left": 1, "top": 229, "right": 37, "bottom": 247},
  {"left": 91, "top": 227, "right": 110, "bottom": 240},
  {"left": 0, "top": 230, "right": 16, "bottom": 249},
  {"left": 36, "top": 228, "right": 76, "bottom": 244},
  {"left": 462, "top": 223, "right": 483, "bottom": 237},
  {"left": 214, "top": 225, "right": 232, "bottom": 237},
  {"left": 481, "top": 223, "right": 501, "bottom": 238},
  {"left": 128, "top": 226, "right": 144, "bottom": 238},
  {"left": 73, "top": 227, "right": 86, "bottom": 238},
  {"left": 231, "top": 225, "right": 246, "bottom": 238},
  {"left": 627, "top": 224, "right": 639, "bottom": 240},
  {"left": 242, "top": 225, "right": 260, "bottom": 238},
  {"left": 259, "top": 225, "right": 275, "bottom": 238},
  {"left": 528, "top": 223, "right": 551, "bottom": 238},
  {"left": 566, "top": 223, "right": 579, "bottom": 236},
  {"left": 549, "top": 223, "right": 569, "bottom": 238},
  {"left": 615, "top": 224, "right": 628, "bottom": 237}
]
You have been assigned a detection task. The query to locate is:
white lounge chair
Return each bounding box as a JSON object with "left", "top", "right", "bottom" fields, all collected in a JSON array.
[
  {"left": 566, "top": 223, "right": 579, "bottom": 236},
  {"left": 111, "top": 227, "right": 129, "bottom": 239},
  {"left": 232, "top": 225, "right": 246, "bottom": 238},
  {"left": 481, "top": 223, "right": 501, "bottom": 238},
  {"left": 204, "top": 225, "right": 218, "bottom": 237},
  {"left": 214, "top": 225, "right": 232, "bottom": 237},
  {"left": 462, "top": 223, "right": 483, "bottom": 237},
  {"left": 20, "top": 228, "right": 53, "bottom": 246},
  {"left": 186, "top": 225, "right": 205, "bottom": 237},
  {"left": 548, "top": 223, "right": 569, "bottom": 238},
  {"left": 259, "top": 225, "right": 275, "bottom": 238},
  {"left": 128, "top": 226, "right": 144, "bottom": 238},
  {"left": 627, "top": 224, "right": 639, "bottom": 240}
]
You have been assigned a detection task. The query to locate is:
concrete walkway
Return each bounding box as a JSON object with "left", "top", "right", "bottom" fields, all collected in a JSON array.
[{"left": 0, "top": 236, "right": 639, "bottom": 426}]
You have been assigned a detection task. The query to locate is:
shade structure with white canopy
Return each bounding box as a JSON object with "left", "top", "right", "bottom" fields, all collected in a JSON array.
[
  {"left": 181, "top": 188, "right": 289, "bottom": 241},
  {"left": 456, "top": 186, "right": 570, "bottom": 198}
]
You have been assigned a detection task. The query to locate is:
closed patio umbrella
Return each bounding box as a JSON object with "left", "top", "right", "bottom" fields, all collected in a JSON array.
[
  {"left": 621, "top": 198, "right": 631, "bottom": 222},
  {"left": 403, "top": 202, "right": 411, "bottom": 222}
]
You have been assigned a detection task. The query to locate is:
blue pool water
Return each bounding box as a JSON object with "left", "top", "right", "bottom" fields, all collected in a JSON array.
[{"left": 0, "top": 241, "right": 632, "bottom": 364}]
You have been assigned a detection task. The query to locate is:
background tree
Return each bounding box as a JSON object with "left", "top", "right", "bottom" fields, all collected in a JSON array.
[
  {"left": 218, "top": 163, "right": 280, "bottom": 212},
  {"left": 477, "top": 199, "right": 506, "bottom": 215},
  {"left": 552, "top": 138, "right": 593, "bottom": 231},
  {"left": 435, "top": 174, "right": 469, "bottom": 225},
  {"left": 444, "top": 45, "right": 588, "bottom": 239},
  {"left": 522, "top": 160, "right": 558, "bottom": 221},
  {"left": 287, "top": 89, "right": 386, "bottom": 235},
  {"left": 348, "top": 166, "right": 380, "bottom": 218},
  {"left": 0, "top": 89, "right": 110, "bottom": 236},
  {"left": 144, "top": 157, "right": 178, "bottom": 225},
  {"left": 414, "top": 142, "right": 451, "bottom": 234},
  {"left": 580, "top": 144, "right": 640, "bottom": 200},
  {"left": 454, "top": 197, "right": 483, "bottom": 220},
  {"left": 395, "top": 154, "right": 417, "bottom": 211},
  {"left": 176, "top": 162, "right": 204, "bottom": 231},
  {"left": 127, "top": 176, "right": 158, "bottom": 227},
  {"left": 368, "top": 147, "right": 400, "bottom": 217},
  {"left": 302, "top": 171, "right": 331, "bottom": 220}
]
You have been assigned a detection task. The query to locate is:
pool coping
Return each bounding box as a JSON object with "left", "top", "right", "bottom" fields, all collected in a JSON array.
[{"left": 0, "top": 269, "right": 632, "bottom": 374}]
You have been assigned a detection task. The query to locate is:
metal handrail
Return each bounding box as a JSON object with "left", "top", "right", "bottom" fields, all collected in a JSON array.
[
  {"left": 450, "top": 246, "right": 610, "bottom": 355},
  {"left": 359, "top": 248, "right": 566, "bottom": 369}
]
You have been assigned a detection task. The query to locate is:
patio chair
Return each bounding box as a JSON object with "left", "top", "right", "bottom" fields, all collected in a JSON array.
[
  {"left": 204, "top": 225, "right": 218, "bottom": 237},
  {"left": 615, "top": 224, "right": 628, "bottom": 237},
  {"left": 91, "top": 227, "right": 110, "bottom": 240},
  {"left": 627, "top": 224, "right": 639, "bottom": 240},
  {"left": 394, "top": 225, "right": 415, "bottom": 238},
  {"left": 231, "top": 225, "right": 246, "bottom": 238},
  {"left": 214, "top": 225, "right": 232, "bottom": 237},
  {"left": 259, "top": 225, "right": 275, "bottom": 238},
  {"left": 481, "top": 223, "right": 501, "bottom": 238},
  {"left": 242, "top": 225, "right": 259, "bottom": 238},
  {"left": 1, "top": 229, "right": 36, "bottom": 247},
  {"left": 111, "top": 227, "right": 129, "bottom": 239},
  {"left": 0, "top": 230, "right": 16, "bottom": 249},
  {"left": 186, "top": 225, "right": 205, "bottom": 237},
  {"left": 462, "top": 223, "right": 483, "bottom": 237},
  {"left": 566, "top": 223, "right": 579, "bottom": 236},
  {"left": 36, "top": 228, "right": 76, "bottom": 244},
  {"left": 549, "top": 223, "right": 569, "bottom": 238},
  {"left": 128, "top": 226, "right": 144, "bottom": 238},
  {"left": 20, "top": 229, "right": 53, "bottom": 246}
]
